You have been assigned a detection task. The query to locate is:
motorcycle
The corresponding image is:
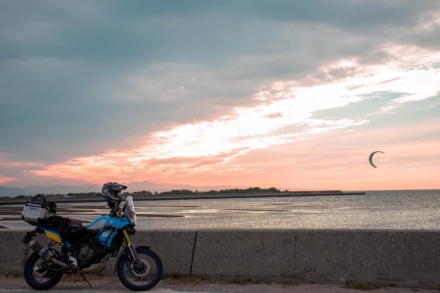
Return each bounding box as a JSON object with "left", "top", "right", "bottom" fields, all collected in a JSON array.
[{"left": 21, "top": 184, "right": 163, "bottom": 291}]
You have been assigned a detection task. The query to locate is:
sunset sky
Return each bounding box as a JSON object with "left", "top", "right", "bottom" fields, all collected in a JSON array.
[{"left": 1, "top": 1, "right": 439, "bottom": 192}]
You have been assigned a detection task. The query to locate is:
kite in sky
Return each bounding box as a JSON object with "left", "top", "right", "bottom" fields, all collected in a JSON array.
[{"left": 369, "top": 151, "right": 385, "bottom": 168}]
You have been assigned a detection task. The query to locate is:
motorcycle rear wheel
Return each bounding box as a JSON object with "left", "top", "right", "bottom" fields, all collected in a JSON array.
[
  {"left": 24, "top": 252, "right": 63, "bottom": 290},
  {"left": 117, "top": 247, "right": 163, "bottom": 291}
]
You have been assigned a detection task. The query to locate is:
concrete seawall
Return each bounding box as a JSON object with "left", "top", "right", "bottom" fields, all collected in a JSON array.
[{"left": 1, "top": 229, "right": 439, "bottom": 288}]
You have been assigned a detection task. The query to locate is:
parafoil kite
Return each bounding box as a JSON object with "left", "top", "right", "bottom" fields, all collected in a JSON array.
[{"left": 369, "top": 151, "right": 384, "bottom": 168}]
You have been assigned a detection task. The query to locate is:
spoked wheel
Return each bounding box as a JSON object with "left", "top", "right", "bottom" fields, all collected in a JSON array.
[
  {"left": 23, "top": 252, "right": 63, "bottom": 290},
  {"left": 117, "top": 246, "right": 163, "bottom": 291}
]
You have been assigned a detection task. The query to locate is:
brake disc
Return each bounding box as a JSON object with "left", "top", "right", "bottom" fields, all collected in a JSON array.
[{"left": 130, "top": 259, "right": 150, "bottom": 278}]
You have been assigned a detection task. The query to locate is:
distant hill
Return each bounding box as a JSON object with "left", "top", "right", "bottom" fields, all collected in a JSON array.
[
  {"left": 0, "top": 186, "right": 28, "bottom": 197},
  {"left": 127, "top": 180, "right": 244, "bottom": 194},
  {"left": 0, "top": 180, "right": 246, "bottom": 198},
  {"left": 0, "top": 185, "right": 101, "bottom": 197}
]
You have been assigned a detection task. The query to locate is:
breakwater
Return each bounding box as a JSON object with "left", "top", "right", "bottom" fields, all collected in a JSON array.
[{"left": 0, "top": 229, "right": 439, "bottom": 288}]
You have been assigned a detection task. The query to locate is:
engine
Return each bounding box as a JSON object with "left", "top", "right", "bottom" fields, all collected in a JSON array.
[{"left": 71, "top": 232, "right": 103, "bottom": 269}]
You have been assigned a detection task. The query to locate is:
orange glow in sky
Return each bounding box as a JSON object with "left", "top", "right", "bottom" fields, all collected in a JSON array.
[
  {"left": 1, "top": 3, "right": 440, "bottom": 192},
  {"left": 27, "top": 45, "right": 440, "bottom": 191}
]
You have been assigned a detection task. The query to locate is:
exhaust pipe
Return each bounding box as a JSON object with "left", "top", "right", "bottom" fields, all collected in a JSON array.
[
  {"left": 29, "top": 240, "right": 69, "bottom": 269},
  {"left": 30, "top": 240, "right": 52, "bottom": 262}
]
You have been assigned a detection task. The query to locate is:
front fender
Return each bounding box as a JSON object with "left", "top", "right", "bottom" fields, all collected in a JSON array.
[{"left": 114, "top": 244, "right": 151, "bottom": 272}]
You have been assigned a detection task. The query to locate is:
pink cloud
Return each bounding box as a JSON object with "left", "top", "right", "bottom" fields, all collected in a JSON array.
[
  {"left": 0, "top": 176, "right": 16, "bottom": 184},
  {"left": 24, "top": 45, "right": 440, "bottom": 191}
]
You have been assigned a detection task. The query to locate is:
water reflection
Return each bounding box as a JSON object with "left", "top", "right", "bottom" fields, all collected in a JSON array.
[{"left": 2, "top": 190, "right": 440, "bottom": 230}]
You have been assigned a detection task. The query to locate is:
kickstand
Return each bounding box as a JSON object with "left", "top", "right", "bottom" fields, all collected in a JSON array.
[{"left": 78, "top": 272, "right": 93, "bottom": 288}]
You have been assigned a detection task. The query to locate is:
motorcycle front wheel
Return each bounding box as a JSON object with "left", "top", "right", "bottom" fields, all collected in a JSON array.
[
  {"left": 23, "top": 252, "right": 63, "bottom": 290},
  {"left": 117, "top": 246, "right": 163, "bottom": 291}
]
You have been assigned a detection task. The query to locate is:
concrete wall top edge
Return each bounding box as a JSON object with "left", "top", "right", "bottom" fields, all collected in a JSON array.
[
  {"left": 130, "top": 228, "right": 440, "bottom": 234},
  {"left": 2, "top": 228, "right": 440, "bottom": 233}
]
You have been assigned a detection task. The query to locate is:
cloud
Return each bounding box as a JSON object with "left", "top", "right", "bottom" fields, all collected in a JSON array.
[
  {"left": 1, "top": 1, "right": 440, "bottom": 189},
  {"left": 24, "top": 39, "right": 440, "bottom": 186}
]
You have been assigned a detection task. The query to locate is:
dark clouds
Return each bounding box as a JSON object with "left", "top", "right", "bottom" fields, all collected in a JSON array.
[{"left": 0, "top": 0, "right": 439, "bottom": 165}]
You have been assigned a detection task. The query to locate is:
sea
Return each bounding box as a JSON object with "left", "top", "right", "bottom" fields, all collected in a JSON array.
[{"left": 3, "top": 189, "right": 440, "bottom": 230}]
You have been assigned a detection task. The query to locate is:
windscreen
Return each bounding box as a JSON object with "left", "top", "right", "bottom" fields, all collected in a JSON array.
[{"left": 123, "top": 195, "right": 137, "bottom": 226}]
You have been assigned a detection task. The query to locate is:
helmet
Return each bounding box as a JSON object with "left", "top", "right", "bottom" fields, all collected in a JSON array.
[{"left": 101, "top": 182, "right": 127, "bottom": 204}]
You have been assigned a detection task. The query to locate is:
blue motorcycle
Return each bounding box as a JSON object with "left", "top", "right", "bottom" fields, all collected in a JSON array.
[{"left": 21, "top": 183, "right": 163, "bottom": 291}]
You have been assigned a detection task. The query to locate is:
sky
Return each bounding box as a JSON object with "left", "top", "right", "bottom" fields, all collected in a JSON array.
[{"left": 1, "top": 0, "right": 440, "bottom": 192}]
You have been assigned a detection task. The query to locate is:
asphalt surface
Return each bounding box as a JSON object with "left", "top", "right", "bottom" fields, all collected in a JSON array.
[{"left": 0, "top": 275, "right": 438, "bottom": 293}]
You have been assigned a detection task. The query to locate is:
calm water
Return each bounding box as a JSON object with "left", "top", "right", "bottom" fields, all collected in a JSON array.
[{"left": 3, "top": 189, "right": 440, "bottom": 230}]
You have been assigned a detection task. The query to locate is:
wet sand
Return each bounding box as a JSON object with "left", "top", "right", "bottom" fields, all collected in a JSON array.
[
  {"left": 0, "top": 204, "right": 182, "bottom": 228},
  {"left": 0, "top": 205, "right": 96, "bottom": 217},
  {"left": 0, "top": 203, "right": 185, "bottom": 215}
]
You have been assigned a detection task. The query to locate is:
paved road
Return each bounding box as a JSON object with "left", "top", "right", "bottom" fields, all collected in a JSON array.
[{"left": 0, "top": 275, "right": 438, "bottom": 293}]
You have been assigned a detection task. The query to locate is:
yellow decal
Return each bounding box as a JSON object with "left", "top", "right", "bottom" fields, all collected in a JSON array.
[{"left": 45, "top": 229, "right": 62, "bottom": 244}]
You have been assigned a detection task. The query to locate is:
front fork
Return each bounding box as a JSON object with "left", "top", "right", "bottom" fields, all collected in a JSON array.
[{"left": 122, "top": 230, "right": 141, "bottom": 266}]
